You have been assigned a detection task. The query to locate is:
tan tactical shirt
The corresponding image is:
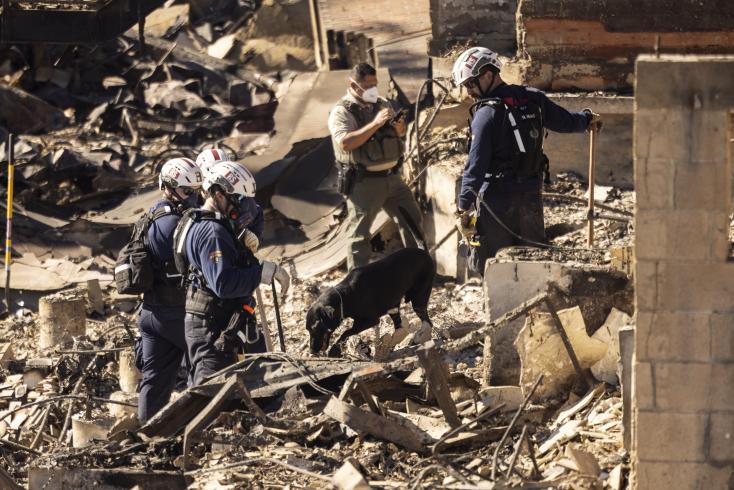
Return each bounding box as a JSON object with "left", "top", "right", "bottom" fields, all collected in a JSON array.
[{"left": 327, "top": 91, "right": 397, "bottom": 172}]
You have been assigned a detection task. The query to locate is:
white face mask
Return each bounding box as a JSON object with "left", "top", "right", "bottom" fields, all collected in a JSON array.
[
  {"left": 352, "top": 79, "right": 380, "bottom": 103},
  {"left": 360, "top": 86, "right": 380, "bottom": 103}
]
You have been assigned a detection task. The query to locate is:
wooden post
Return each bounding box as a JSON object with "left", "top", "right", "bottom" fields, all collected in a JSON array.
[
  {"left": 417, "top": 341, "right": 461, "bottom": 428},
  {"left": 587, "top": 127, "right": 597, "bottom": 246}
]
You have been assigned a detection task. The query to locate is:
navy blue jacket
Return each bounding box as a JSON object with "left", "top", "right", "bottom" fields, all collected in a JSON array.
[
  {"left": 458, "top": 84, "right": 591, "bottom": 210},
  {"left": 185, "top": 215, "right": 263, "bottom": 299}
]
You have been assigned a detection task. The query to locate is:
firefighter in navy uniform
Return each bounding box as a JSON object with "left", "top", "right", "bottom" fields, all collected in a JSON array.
[
  {"left": 452, "top": 47, "right": 602, "bottom": 274},
  {"left": 137, "top": 157, "right": 203, "bottom": 422},
  {"left": 173, "top": 162, "right": 290, "bottom": 385}
]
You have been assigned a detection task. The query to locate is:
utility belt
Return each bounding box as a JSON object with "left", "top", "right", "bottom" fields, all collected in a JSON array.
[
  {"left": 186, "top": 286, "right": 262, "bottom": 353},
  {"left": 185, "top": 286, "right": 246, "bottom": 318},
  {"left": 336, "top": 161, "right": 400, "bottom": 196},
  {"left": 143, "top": 281, "right": 186, "bottom": 307}
]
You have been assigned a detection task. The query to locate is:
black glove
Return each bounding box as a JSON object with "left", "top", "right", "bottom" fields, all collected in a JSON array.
[{"left": 583, "top": 108, "right": 603, "bottom": 133}]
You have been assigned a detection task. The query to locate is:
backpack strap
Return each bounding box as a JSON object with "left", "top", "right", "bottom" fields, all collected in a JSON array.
[{"left": 172, "top": 209, "right": 224, "bottom": 287}]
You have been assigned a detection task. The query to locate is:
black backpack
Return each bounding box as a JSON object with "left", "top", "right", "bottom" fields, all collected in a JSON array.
[
  {"left": 469, "top": 91, "right": 546, "bottom": 181},
  {"left": 115, "top": 206, "right": 176, "bottom": 295}
]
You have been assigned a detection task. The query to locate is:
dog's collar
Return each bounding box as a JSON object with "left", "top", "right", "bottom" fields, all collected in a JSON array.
[{"left": 331, "top": 285, "right": 346, "bottom": 326}]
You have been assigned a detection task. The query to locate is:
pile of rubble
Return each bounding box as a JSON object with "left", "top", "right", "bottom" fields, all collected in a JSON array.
[{"left": 0, "top": 267, "right": 633, "bottom": 489}]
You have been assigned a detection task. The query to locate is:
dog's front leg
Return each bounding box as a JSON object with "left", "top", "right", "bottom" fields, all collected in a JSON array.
[
  {"left": 388, "top": 307, "right": 402, "bottom": 330},
  {"left": 327, "top": 317, "right": 378, "bottom": 357}
]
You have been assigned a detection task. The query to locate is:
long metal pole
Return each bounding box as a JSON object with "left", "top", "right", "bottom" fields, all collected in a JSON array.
[
  {"left": 4, "top": 133, "right": 14, "bottom": 310},
  {"left": 271, "top": 282, "right": 286, "bottom": 352},
  {"left": 587, "top": 127, "right": 597, "bottom": 246}
]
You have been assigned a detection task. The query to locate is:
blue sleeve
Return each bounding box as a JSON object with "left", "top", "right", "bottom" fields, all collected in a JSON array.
[
  {"left": 458, "top": 106, "right": 495, "bottom": 210},
  {"left": 248, "top": 205, "right": 264, "bottom": 239},
  {"left": 147, "top": 214, "right": 180, "bottom": 267},
  {"left": 192, "top": 222, "right": 263, "bottom": 299},
  {"left": 527, "top": 88, "right": 590, "bottom": 133}
]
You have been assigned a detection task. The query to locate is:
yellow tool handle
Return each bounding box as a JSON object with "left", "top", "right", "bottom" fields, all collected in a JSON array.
[{"left": 4, "top": 163, "right": 12, "bottom": 271}]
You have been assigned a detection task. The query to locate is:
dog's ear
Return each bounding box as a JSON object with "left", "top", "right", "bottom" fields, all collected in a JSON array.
[{"left": 320, "top": 305, "right": 336, "bottom": 320}]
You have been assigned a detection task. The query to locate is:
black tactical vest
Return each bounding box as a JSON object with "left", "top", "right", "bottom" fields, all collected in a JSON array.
[
  {"left": 337, "top": 99, "right": 404, "bottom": 167},
  {"left": 469, "top": 93, "right": 546, "bottom": 182},
  {"left": 173, "top": 209, "right": 258, "bottom": 317}
]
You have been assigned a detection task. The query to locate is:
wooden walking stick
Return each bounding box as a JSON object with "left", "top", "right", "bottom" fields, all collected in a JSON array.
[{"left": 587, "top": 126, "right": 597, "bottom": 246}]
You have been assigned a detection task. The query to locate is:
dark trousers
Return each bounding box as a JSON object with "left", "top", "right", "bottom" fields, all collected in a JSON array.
[
  {"left": 185, "top": 310, "right": 236, "bottom": 387},
  {"left": 185, "top": 308, "right": 267, "bottom": 386},
  {"left": 469, "top": 188, "right": 546, "bottom": 275},
  {"left": 137, "top": 304, "right": 188, "bottom": 422}
]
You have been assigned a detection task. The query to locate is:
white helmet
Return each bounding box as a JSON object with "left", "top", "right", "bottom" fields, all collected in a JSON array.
[
  {"left": 196, "top": 148, "right": 233, "bottom": 175},
  {"left": 451, "top": 47, "right": 503, "bottom": 87},
  {"left": 159, "top": 157, "right": 203, "bottom": 190},
  {"left": 203, "top": 161, "right": 256, "bottom": 198}
]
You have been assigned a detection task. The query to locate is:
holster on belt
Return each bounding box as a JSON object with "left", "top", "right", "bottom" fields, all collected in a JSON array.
[{"left": 215, "top": 303, "right": 259, "bottom": 353}]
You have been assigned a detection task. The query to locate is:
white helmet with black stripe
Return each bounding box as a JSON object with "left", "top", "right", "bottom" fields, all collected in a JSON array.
[
  {"left": 452, "top": 47, "right": 503, "bottom": 87},
  {"left": 159, "top": 157, "right": 203, "bottom": 190},
  {"left": 203, "top": 161, "right": 256, "bottom": 198},
  {"left": 196, "top": 148, "right": 233, "bottom": 176}
]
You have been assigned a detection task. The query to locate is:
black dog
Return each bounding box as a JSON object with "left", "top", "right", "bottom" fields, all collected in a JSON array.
[{"left": 306, "top": 248, "right": 435, "bottom": 356}]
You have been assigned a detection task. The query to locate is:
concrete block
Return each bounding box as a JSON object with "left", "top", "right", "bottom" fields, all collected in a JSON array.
[
  {"left": 634, "top": 158, "right": 675, "bottom": 210},
  {"left": 709, "top": 412, "right": 734, "bottom": 463},
  {"left": 711, "top": 313, "right": 734, "bottom": 361},
  {"left": 590, "top": 308, "right": 632, "bottom": 385},
  {"left": 634, "top": 108, "right": 691, "bottom": 163},
  {"left": 636, "top": 461, "right": 734, "bottom": 490},
  {"left": 482, "top": 260, "right": 630, "bottom": 385},
  {"left": 633, "top": 361, "right": 654, "bottom": 410},
  {"left": 636, "top": 411, "right": 707, "bottom": 462},
  {"left": 634, "top": 260, "right": 658, "bottom": 312},
  {"left": 654, "top": 362, "right": 712, "bottom": 412},
  {"left": 423, "top": 162, "right": 467, "bottom": 281},
  {"left": 38, "top": 290, "right": 87, "bottom": 350},
  {"left": 655, "top": 262, "right": 734, "bottom": 312},
  {"left": 118, "top": 349, "right": 141, "bottom": 394},
  {"left": 72, "top": 415, "right": 115, "bottom": 448},
  {"left": 635, "top": 210, "right": 718, "bottom": 261},
  {"left": 673, "top": 159, "right": 731, "bottom": 211},
  {"left": 618, "top": 326, "right": 634, "bottom": 451},
  {"left": 710, "top": 364, "right": 734, "bottom": 411},
  {"left": 482, "top": 260, "right": 567, "bottom": 385},
  {"left": 515, "top": 307, "right": 606, "bottom": 399},
  {"left": 635, "top": 311, "right": 711, "bottom": 362}
]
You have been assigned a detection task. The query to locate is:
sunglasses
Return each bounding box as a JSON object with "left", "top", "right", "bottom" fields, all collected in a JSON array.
[
  {"left": 462, "top": 77, "right": 480, "bottom": 89},
  {"left": 180, "top": 187, "right": 197, "bottom": 196}
]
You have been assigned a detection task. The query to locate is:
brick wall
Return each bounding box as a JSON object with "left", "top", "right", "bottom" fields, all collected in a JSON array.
[{"left": 633, "top": 55, "right": 734, "bottom": 489}]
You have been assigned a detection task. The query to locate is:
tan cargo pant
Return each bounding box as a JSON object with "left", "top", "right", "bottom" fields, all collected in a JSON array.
[{"left": 345, "top": 172, "right": 425, "bottom": 270}]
